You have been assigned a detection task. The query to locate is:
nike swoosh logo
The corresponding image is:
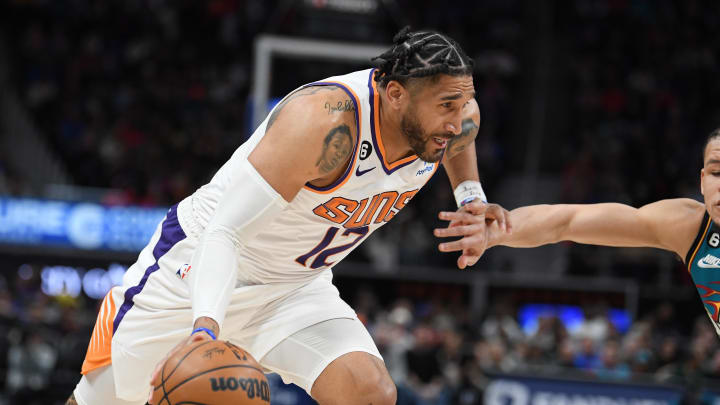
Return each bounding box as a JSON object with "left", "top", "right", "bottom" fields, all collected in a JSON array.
[
  {"left": 698, "top": 260, "right": 720, "bottom": 269},
  {"left": 698, "top": 254, "right": 720, "bottom": 268},
  {"left": 356, "top": 166, "right": 376, "bottom": 176}
]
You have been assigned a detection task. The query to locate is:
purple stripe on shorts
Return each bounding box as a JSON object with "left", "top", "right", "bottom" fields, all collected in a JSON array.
[{"left": 113, "top": 204, "right": 187, "bottom": 335}]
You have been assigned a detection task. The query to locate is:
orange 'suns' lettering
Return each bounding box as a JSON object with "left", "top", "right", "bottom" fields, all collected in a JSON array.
[
  {"left": 313, "top": 189, "right": 419, "bottom": 227},
  {"left": 373, "top": 191, "right": 399, "bottom": 224},
  {"left": 344, "top": 198, "right": 369, "bottom": 228},
  {"left": 383, "top": 189, "right": 418, "bottom": 222},
  {"left": 313, "top": 197, "right": 359, "bottom": 224}
]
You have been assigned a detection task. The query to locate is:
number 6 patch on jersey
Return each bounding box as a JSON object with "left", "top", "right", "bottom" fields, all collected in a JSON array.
[{"left": 709, "top": 232, "right": 720, "bottom": 248}]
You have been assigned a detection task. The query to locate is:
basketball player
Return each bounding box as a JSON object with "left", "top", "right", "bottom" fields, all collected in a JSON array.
[
  {"left": 436, "top": 128, "right": 720, "bottom": 336},
  {"left": 68, "top": 28, "right": 511, "bottom": 405}
]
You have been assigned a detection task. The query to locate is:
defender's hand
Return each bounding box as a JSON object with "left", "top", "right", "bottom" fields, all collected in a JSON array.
[{"left": 434, "top": 202, "right": 511, "bottom": 269}]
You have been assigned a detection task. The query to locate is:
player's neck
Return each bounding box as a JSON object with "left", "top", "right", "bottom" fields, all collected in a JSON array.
[{"left": 377, "top": 92, "right": 415, "bottom": 163}]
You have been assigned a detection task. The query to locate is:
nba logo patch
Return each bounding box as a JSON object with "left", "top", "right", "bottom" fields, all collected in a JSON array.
[{"left": 176, "top": 264, "right": 192, "bottom": 280}]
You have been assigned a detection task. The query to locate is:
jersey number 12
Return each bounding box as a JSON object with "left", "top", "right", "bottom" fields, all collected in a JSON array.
[{"left": 295, "top": 226, "right": 369, "bottom": 269}]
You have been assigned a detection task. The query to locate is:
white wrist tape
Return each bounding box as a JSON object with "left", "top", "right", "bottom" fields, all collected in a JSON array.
[
  {"left": 454, "top": 180, "right": 487, "bottom": 207},
  {"left": 189, "top": 159, "right": 288, "bottom": 328}
]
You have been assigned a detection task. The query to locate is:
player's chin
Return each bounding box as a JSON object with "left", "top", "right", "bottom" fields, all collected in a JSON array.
[
  {"left": 419, "top": 148, "right": 445, "bottom": 163},
  {"left": 711, "top": 204, "right": 720, "bottom": 221}
]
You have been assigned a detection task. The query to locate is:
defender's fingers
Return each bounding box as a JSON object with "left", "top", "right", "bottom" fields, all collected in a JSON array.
[
  {"left": 434, "top": 223, "right": 484, "bottom": 238},
  {"left": 461, "top": 201, "right": 489, "bottom": 216},
  {"left": 439, "top": 211, "right": 484, "bottom": 224},
  {"left": 438, "top": 238, "right": 475, "bottom": 252},
  {"left": 464, "top": 254, "right": 480, "bottom": 267},
  {"left": 488, "top": 206, "right": 508, "bottom": 233},
  {"left": 457, "top": 252, "right": 480, "bottom": 269}
]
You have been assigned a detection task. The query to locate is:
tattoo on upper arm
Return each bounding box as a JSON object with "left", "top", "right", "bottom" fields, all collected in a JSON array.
[
  {"left": 316, "top": 124, "right": 353, "bottom": 174},
  {"left": 324, "top": 100, "right": 355, "bottom": 114},
  {"left": 66, "top": 394, "right": 78, "bottom": 405},
  {"left": 267, "top": 86, "right": 341, "bottom": 129},
  {"left": 447, "top": 118, "right": 479, "bottom": 157}
]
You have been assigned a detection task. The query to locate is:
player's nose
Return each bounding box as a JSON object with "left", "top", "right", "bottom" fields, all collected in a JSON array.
[{"left": 445, "top": 119, "right": 463, "bottom": 135}]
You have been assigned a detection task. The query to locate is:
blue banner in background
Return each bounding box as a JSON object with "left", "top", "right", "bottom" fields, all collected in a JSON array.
[
  {"left": 267, "top": 374, "right": 316, "bottom": 405},
  {"left": 0, "top": 197, "right": 167, "bottom": 252},
  {"left": 701, "top": 388, "right": 720, "bottom": 405},
  {"left": 485, "top": 375, "right": 684, "bottom": 405}
]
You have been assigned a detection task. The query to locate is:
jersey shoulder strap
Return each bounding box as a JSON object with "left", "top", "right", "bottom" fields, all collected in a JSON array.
[{"left": 686, "top": 211, "right": 713, "bottom": 266}]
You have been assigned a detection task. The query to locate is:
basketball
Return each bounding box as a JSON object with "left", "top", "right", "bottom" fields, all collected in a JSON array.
[{"left": 151, "top": 340, "right": 270, "bottom": 405}]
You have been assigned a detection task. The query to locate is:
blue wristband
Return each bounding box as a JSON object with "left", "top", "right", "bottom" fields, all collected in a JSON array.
[{"left": 191, "top": 327, "right": 217, "bottom": 340}]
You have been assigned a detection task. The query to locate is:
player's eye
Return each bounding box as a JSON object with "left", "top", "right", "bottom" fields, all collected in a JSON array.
[{"left": 441, "top": 102, "right": 453, "bottom": 109}]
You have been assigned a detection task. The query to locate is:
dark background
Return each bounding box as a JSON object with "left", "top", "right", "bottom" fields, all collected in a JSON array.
[{"left": 1, "top": 0, "right": 720, "bottom": 404}]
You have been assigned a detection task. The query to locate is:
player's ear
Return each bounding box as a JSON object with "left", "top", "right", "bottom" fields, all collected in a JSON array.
[
  {"left": 385, "top": 80, "right": 408, "bottom": 111},
  {"left": 701, "top": 168, "right": 706, "bottom": 196}
]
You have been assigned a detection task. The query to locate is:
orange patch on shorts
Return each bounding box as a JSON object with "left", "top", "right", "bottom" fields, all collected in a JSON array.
[{"left": 81, "top": 291, "right": 116, "bottom": 374}]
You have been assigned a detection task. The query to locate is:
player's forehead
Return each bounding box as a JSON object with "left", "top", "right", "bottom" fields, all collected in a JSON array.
[
  {"left": 705, "top": 139, "right": 720, "bottom": 165},
  {"left": 420, "top": 74, "right": 475, "bottom": 99}
]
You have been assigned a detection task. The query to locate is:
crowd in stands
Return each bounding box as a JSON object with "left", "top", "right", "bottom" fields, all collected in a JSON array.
[
  {"left": 3, "top": 1, "right": 720, "bottom": 404},
  {"left": 3, "top": 0, "right": 517, "bottom": 207},
  {"left": 545, "top": 0, "right": 720, "bottom": 281},
  {"left": 367, "top": 297, "right": 720, "bottom": 404},
  {"left": 556, "top": 0, "right": 720, "bottom": 204},
  {"left": 0, "top": 263, "right": 717, "bottom": 404}
]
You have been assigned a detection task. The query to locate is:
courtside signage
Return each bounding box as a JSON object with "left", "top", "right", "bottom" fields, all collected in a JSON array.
[
  {"left": 485, "top": 375, "right": 683, "bottom": 405},
  {"left": 0, "top": 197, "right": 167, "bottom": 252}
]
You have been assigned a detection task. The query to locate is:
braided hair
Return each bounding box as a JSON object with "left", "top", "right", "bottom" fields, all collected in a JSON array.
[{"left": 371, "top": 27, "right": 474, "bottom": 89}]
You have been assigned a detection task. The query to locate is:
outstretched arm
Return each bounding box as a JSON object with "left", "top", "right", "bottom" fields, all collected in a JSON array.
[{"left": 437, "top": 198, "right": 705, "bottom": 261}]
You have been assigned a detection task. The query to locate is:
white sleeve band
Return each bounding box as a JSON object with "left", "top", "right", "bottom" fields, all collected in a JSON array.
[
  {"left": 189, "top": 159, "right": 288, "bottom": 329},
  {"left": 454, "top": 180, "right": 487, "bottom": 207}
]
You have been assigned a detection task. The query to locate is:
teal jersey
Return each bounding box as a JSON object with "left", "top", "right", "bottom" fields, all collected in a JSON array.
[{"left": 685, "top": 211, "right": 720, "bottom": 335}]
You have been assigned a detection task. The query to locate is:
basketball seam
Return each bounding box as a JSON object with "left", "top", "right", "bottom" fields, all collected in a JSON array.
[
  {"left": 164, "top": 364, "right": 266, "bottom": 398},
  {"left": 156, "top": 340, "right": 215, "bottom": 405},
  {"left": 160, "top": 360, "right": 170, "bottom": 405},
  {"left": 162, "top": 340, "right": 215, "bottom": 385}
]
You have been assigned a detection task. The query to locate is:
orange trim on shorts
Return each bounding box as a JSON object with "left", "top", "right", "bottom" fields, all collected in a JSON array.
[
  {"left": 81, "top": 290, "right": 116, "bottom": 374},
  {"left": 688, "top": 217, "right": 712, "bottom": 273},
  {"left": 370, "top": 77, "right": 418, "bottom": 171},
  {"left": 302, "top": 81, "right": 362, "bottom": 194}
]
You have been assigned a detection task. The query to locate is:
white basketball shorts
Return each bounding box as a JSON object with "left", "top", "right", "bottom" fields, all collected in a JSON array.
[{"left": 75, "top": 204, "right": 381, "bottom": 403}]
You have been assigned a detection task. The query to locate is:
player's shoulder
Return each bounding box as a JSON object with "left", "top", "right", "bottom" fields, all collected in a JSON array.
[
  {"left": 643, "top": 198, "right": 704, "bottom": 227},
  {"left": 649, "top": 198, "right": 705, "bottom": 219},
  {"left": 645, "top": 198, "right": 706, "bottom": 257},
  {"left": 262, "top": 84, "right": 359, "bottom": 181},
  {"left": 267, "top": 84, "right": 358, "bottom": 138}
]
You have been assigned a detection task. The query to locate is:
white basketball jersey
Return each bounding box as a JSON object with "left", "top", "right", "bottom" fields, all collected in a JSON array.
[{"left": 184, "top": 69, "right": 439, "bottom": 284}]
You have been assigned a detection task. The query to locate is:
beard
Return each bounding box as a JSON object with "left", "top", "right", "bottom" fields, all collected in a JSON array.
[{"left": 400, "top": 109, "right": 450, "bottom": 163}]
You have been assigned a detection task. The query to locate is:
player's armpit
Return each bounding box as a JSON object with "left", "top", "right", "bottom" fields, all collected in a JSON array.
[
  {"left": 249, "top": 85, "right": 358, "bottom": 201},
  {"left": 65, "top": 394, "right": 78, "bottom": 405}
]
